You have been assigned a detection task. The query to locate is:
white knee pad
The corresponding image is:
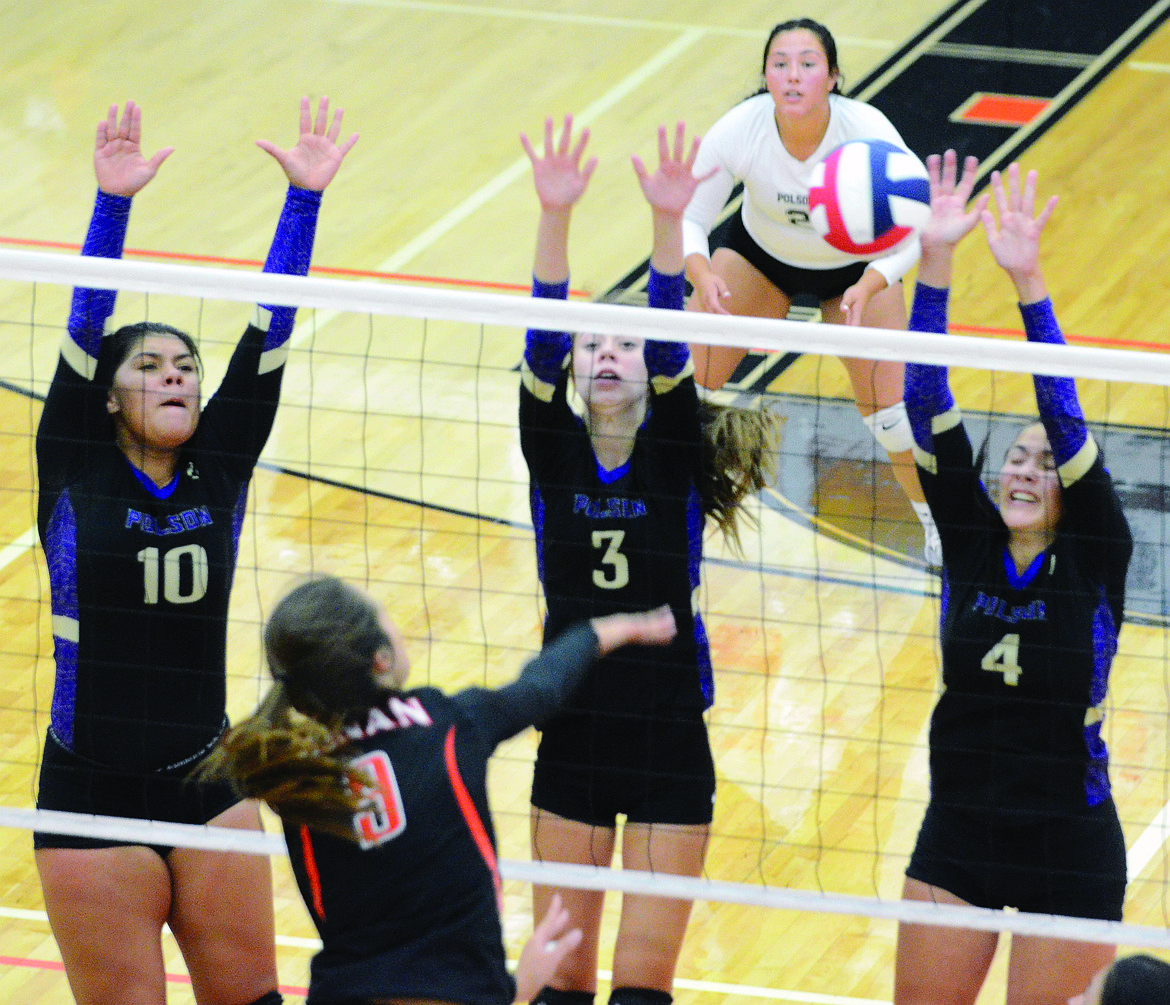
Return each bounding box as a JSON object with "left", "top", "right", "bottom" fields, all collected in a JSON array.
[{"left": 861, "top": 401, "right": 915, "bottom": 454}]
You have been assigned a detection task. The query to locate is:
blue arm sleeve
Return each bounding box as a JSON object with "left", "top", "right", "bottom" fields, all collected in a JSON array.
[
  {"left": 67, "top": 190, "right": 132, "bottom": 359},
  {"left": 523, "top": 277, "right": 573, "bottom": 386},
  {"left": 904, "top": 283, "right": 955, "bottom": 452},
  {"left": 643, "top": 267, "right": 689, "bottom": 379},
  {"left": 258, "top": 185, "right": 322, "bottom": 350},
  {"left": 1020, "top": 298, "right": 1086, "bottom": 467}
]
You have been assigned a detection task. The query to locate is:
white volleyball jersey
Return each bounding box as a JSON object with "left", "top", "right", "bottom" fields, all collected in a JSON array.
[{"left": 683, "top": 93, "right": 920, "bottom": 284}]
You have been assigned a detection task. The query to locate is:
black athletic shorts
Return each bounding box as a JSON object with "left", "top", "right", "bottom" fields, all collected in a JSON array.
[
  {"left": 531, "top": 709, "right": 715, "bottom": 826},
  {"left": 34, "top": 724, "right": 241, "bottom": 859},
  {"left": 720, "top": 211, "right": 869, "bottom": 301},
  {"left": 905, "top": 798, "right": 1127, "bottom": 920}
]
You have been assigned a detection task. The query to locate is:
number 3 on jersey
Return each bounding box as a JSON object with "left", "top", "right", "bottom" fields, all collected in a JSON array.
[
  {"left": 349, "top": 749, "right": 407, "bottom": 848},
  {"left": 592, "top": 529, "right": 629, "bottom": 590},
  {"left": 982, "top": 633, "right": 1022, "bottom": 686}
]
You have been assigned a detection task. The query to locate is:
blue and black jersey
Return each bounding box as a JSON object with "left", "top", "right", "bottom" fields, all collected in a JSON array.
[
  {"left": 36, "top": 185, "right": 320, "bottom": 771},
  {"left": 905, "top": 284, "right": 1132, "bottom": 818},
  {"left": 519, "top": 269, "right": 711, "bottom": 718}
]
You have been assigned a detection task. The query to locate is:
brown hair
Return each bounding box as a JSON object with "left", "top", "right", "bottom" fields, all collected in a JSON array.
[
  {"left": 699, "top": 400, "right": 781, "bottom": 552},
  {"left": 197, "top": 576, "right": 395, "bottom": 841}
]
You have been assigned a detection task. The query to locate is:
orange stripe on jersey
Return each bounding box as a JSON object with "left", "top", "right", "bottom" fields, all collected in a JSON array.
[
  {"left": 443, "top": 724, "right": 503, "bottom": 909},
  {"left": 299, "top": 823, "right": 327, "bottom": 921}
]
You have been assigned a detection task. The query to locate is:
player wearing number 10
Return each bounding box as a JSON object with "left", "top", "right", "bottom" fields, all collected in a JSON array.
[
  {"left": 33, "top": 98, "right": 355, "bottom": 1005},
  {"left": 895, "top": 152, "right": 1132, "bottom": 1005}
]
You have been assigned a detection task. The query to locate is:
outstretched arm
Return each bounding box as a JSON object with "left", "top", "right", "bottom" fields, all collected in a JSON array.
[
  {"left": 905, "top": 151, "right": 986, "bottom": 453},
  {"left": 521, "top": 114, "right": 596, "bottom": 286},
  {"left": 467, "top": 607, "right": 677, "bottom": 745},
  {"left": 981, "top": 164, "right": 1085, "bottom": 468},
  {"left": 520, "top": 115, "right": 596, "bottom": 389},
  {"left": 204, "top": 98, "right": 357, "bottom": 465},
  {"left": 69, "top": 102, "right": 174, "bottom": 359},
  {"left": 631, "top": 122, "right": 714, "bottom": 376}
]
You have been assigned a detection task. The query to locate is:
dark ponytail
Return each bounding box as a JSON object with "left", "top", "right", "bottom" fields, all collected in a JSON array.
[{"left": 197, "top": 576, "right": 397, "bottom": 842}]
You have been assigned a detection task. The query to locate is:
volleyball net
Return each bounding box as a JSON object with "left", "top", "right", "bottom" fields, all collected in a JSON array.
[{"left": 2, "top": 246, "right": 1170, "bottom": 960}]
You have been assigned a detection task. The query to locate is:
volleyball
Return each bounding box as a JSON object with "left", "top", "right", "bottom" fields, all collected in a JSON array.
[{"left": 808, "top": 139, "right": 931, "bottom": 256}]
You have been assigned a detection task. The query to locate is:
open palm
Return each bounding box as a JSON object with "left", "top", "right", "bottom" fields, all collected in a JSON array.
[
  {"left": 257, "top": 96, "right": 359, "bottom": 192},
  {"left": 93, "top": 102, "right": 173, "bottom": 197}
]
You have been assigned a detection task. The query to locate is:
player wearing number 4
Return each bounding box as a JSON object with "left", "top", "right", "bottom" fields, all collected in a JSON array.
[
  {"left": 895, "top": 152, "right": 1132, "bottom": 1005},
  {"left": 202, "top": 575, "right": 679, "bottom": 1005},
  {"left": 519, "top": 119, "right": 777, "bottom": 1005},
  {"left": 34, "top": 99, "right": 356, "bottom": 1005}
]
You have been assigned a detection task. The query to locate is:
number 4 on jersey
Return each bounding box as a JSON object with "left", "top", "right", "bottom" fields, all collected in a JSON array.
[{"left": 982, "top": 633, "right": 1022, "bottom": 686}]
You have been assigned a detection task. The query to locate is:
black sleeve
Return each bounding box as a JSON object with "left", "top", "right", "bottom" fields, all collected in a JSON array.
[
  {"left": 919, "top": 418, "right": 998, "bottom": 558},
  {"left": 1060, "top": 452, "right": 1132, "bottom": 628},
  {"left": 452, "top": 621, "right": 601, "bottom": 746}
]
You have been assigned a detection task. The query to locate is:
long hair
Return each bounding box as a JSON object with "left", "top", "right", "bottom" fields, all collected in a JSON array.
[
  {"left": 198, "top": 576, "right": 395, "bottom": 841},
  {"left": 699, "top": 399, "right": 781, "bottom": 552},
  {"left": 751, "top": 18, "right": 844, "bottom": 99}
]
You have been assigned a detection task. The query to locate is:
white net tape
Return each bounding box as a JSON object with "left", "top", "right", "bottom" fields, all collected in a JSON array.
[{"left": 2, "top": 246, "right": 1168, "bottom": 950}]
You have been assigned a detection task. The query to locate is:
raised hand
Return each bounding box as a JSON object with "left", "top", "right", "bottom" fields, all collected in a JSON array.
[
  {"left": 521, "top": 114, "right": 597, "bottom": 212},
  {"left": 257, "top": 96, "right": 359, "bottom": 192},
  {"left": 631, "top": 121, "right": 715, "bottom": 216},
  {"left": 93, "top": 102, "right": 174, "bottom": 197},
  {"left": 981, "top": 162, "right": 1057, "bottom": 283},
  {"left": 514, "top": 894, "right": 584, "bottom": 1002},
  {"left": 920, "top": 149, "right": 988, "bottom": 250}
]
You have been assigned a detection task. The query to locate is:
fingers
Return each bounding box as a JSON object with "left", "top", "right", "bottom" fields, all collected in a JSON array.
[
  {"left": 314, "top": 95, "right": 330, "bottom": 137},
  {"left": 1034, "top": 193, "right": 1058, "bottom": 231},
  {"left": 520, "top": 131, "right": 538, "bottom": 165},
  {"left": 298, "top": 95, "right": 312, "bottom": 138},
  {"left": 146, "top": 146, "right": 175, "bottom": 172},
  {"left": 630, "top": 153, "right": 648, "bottom": 183}
]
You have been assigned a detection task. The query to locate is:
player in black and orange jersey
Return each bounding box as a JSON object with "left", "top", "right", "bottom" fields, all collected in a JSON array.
[
  {"left": 202, "top": 575, "right": 678, "bottom": 1005},
  {"left": 518, "top": 118, "right": 777, "bottom": 1005},
  {"left": 34, "top": 98, "right": 356, "bottom": 1005},
  {"left": 894, "top": 151, "right": 1132, "bottom": 1005}
]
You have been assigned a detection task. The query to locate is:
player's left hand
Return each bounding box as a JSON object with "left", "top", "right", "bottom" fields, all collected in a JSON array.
[
  {"left": 631, "top": 121, "right": 716, "bottom": 216},
  {"left": 514, "top": 894, "right": 584, "bottom": 1002},
  {"left": 257, "top": 96, "right": 359, "bottom": 192},
  {"left": 840, "top": 283, "right": 871, "bottom": 327},
  {"left": 981, "top": 162, "right": 1056, "bottom": 279}
]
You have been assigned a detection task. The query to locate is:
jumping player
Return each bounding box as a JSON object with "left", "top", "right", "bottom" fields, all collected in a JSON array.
[
  {"left": 682, "top": 18, "right": 938, "bottom": 563},
  {"left": 518, "top": 118, "right": 776, "bottom": 1005},
  {"left": 33, "top": 98, "right": 356, "bottom": 1005},
  {"left": 894, "top": 152, "right": 1132, "bottom": 1005},
  {"left": 201, "top": 575, "right": 679, "bottom": 1005}
]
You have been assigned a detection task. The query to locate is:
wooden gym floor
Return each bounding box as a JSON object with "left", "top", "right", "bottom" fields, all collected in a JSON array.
[{"left": 1, "top": 1, "right": 1170, "bottom": 1002}]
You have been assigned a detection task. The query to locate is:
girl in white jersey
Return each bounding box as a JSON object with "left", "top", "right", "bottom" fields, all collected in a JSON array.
[{"left": 683, "top": 18, "right": 938, "bottom": 564}]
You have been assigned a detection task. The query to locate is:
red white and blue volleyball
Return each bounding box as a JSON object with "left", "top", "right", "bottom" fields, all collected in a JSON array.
[{"left": 808, "top": 139, "right": 930, "bottom": 256}]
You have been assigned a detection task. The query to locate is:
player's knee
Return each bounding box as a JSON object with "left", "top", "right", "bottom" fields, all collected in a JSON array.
[
  {"left": 608, "top": 987, "right": 672, "bottom": 1005},
  {"left": 531, "top": 989, "right": 596, "bottom": 1005},
  {"left": 861, "top": 401, "right": 914, "bottom": 454},
  {"left": 243, "top": 992, "right": 282, "bottom": 1005}
]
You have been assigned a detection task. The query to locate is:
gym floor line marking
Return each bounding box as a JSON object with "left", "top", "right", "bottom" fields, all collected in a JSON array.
[
  {"left": 317, "top": 0, "right": 895, "bottom": 47},
  {"left": 289, "top": 27, "right": 705, "bottom": 348}
]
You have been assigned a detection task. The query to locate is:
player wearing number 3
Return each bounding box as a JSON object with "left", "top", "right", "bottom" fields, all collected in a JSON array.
[
  {"left": 895, "top": 152, "right": 1132, "bottom": 1005},
  {"left": 33, "top": 99, "right": 355, "bottom": 1005},
  {"left": 519, "top": 118, "right": 776, "bottom": 1005}
]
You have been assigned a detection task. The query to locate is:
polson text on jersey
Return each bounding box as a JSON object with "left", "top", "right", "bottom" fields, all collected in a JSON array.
[
  {"left": 125, "top": 506, "right": 213, "bottom": 535},
  {"left": 972, "top": 591, "right": 1046, "bottom": 624},
  {"left": 573, "top": 494, "right": 647, "bottom": 520}
]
